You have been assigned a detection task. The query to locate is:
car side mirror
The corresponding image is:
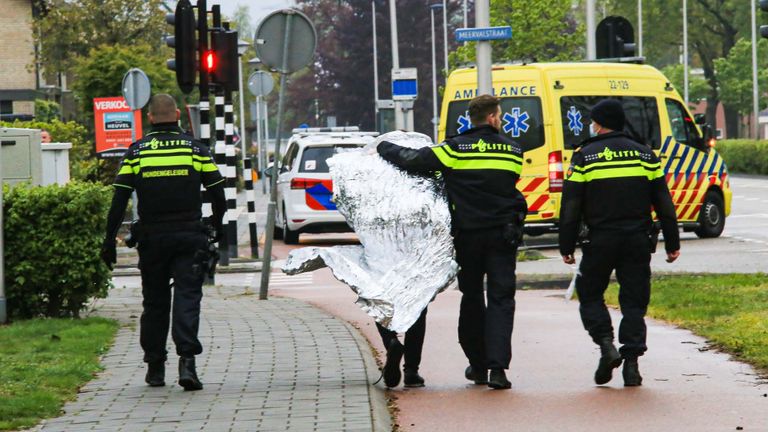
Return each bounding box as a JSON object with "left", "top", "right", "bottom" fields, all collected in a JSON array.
[
  {"left": 264, "top": 163, "right": 275, "bottom": 178},
  {"left": 694, "top": 113, "right": 707, "bottom": 125},
  {"left": 696, "top": 124, "right": 714, "bottom": 152}
]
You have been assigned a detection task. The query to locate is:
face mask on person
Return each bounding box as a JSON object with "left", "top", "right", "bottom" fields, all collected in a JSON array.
[{"left": 589, "top": 122, "right": 601, "bottom": 137}]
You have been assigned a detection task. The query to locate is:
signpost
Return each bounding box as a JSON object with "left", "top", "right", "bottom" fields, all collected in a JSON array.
[
  {"left": 455, "top": 0, "right": 511, "bottom": 95},
  {"left": 121, "top": 68, "right": 152, "bottom": 222},
  {"left": 255, "top": 9, "right": 316, "bottom": 300},
  {"left": 391, "top": 68, "right": 418, "bottom": 131},
  {"left": 247, "top": 70, "right": 275, "bottom": 194},
  {"left": 454, "top": 26, "right": 512, "bottom": 42}
]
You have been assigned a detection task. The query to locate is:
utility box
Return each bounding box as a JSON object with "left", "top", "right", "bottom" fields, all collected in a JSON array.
[
  {"left": 41, "top": 143, "right": 72, "bottom": 186},
  {"left": 0, "top": 128, "right": 43, "bottom": 186}
]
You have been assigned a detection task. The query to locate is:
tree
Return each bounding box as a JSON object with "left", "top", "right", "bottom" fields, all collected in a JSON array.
[
  {"left": 452, "top": 0, "right": 583, "bottom": 67},
  {"left": 35, "top": 0, "right": 168, "bottom": 74},
  {"left": 714, "top": 38, "right": 768, "bottom": 133},
  {"left": 71, "top": 44, "right": 179, "bottom": 122},
  {"left": 660, "top": 64, "right": 709, "bottom": 105}
]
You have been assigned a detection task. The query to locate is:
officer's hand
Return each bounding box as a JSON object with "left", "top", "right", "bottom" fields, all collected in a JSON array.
[
  {"left": 666, "top": 250, "right": 680, "bottom": 263},
  {"left": 562, "top": 254, "right": 575, "bottom": 265},
  {"left": 100, "top": 241, "right": 116, "bottom": 270}
]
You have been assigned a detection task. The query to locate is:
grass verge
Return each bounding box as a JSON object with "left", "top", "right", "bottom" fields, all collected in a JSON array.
[
  {"left": 0, "top": 317, "right": 119, "bottom": 431},
  {"left": 605, "top": 273, "right": 768, "bottom": 371}
]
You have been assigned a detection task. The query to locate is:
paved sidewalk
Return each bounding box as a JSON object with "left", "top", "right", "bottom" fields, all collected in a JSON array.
[{"left": 32, "top": 280, "right": 390, "bottom": 432}]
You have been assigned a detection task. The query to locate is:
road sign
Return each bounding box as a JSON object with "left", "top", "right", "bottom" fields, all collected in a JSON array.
[
  {"left": 392, "top": 68, "right": 418, "bottom": 101},
  {"left": 122, "top": 68, "right": 151, "bottom": 111},
  {"left": 455, "top": 26, "right": 512, "bottom": 42},
  {"left": 247, "top": 71, "right": 275, "bottom": 97},
  {"left": 255, "top": 9, "right": 317, "bottom": 74}
]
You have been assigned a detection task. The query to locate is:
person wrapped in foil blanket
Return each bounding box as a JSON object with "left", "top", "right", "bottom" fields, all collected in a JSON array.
[{"left": 282, "top": 131, "right": 458, "bottom": 333}]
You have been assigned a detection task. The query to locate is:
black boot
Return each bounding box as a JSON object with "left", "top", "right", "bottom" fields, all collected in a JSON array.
[
  {"left": 488, "top": 369, "right": 511, "bottom": 390},
  {"left": 178, "top": 357, "right": 203, "bottom": 391},
  {"left": 623, "top": 357, "right": 643, "bottom": 387},
  {"left": 383, "top": 339, "right": 404, "bottom": 388},
  {"left": 594, "top": 338, "right": 622, "bottom": 385},
  {"left": 464, "top": 365, "right": 488, "bottom": 385},
  {"left": 403, "top": 368, "right": 425, "bottom": 388},
  {"left": 145, "top": 361, "right": 165, "bottom": 387}
]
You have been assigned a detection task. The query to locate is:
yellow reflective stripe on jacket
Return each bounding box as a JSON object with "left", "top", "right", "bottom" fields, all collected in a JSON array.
[
  {"left": 572, "top": 164, "right": 660, "bottom": 182},
  {"left": 431, "top": 146, "right": 522, "bottom": 173},
  {"left": 140, "top": 148, "right": 193, "bottom": 155},
  {"left": 439, "top": 144, "right": 524, "bottom": 164},
  {"left": 118, "top": 164, "right": 134, "bottom": 175},
  {"left": 573, "top": 159, "right": 660, "bottom": 172},
  {"left": 140, "top": 155, "right": 194, "bottom": 168}
]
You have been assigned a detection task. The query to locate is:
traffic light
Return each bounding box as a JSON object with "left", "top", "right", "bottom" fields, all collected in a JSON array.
[
  {"left": 760, "top": 0, "right": 768, "bottom": 39},
  {"left": 596, "top": 16, "right": 636, "bottom": 59},
  {"left": 209, "top": 30, "right": 239, "bottom": 92},
  {"left": 165, "top": 0, "right": 197, "bottom": 94}
]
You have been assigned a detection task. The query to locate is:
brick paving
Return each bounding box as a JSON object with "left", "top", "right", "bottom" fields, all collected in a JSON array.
[{"left": 32, "top": 279, "right": 390, "bottom": 432}]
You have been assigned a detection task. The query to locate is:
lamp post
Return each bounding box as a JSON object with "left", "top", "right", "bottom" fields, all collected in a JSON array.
[
  {"left": 638, "top": 0, "right": 643, "bottom": 57},
  {"left": 372, "top": 1, "right": 379, "bottom": 121},
  {"left": 237, "top": 39, "right": 249, "bottom": 158},
  {"left": 683, "top": 0, "right": 689, "bottom": 105},
  {"left": 431, "top": 3, "right": 443, "bottom": 143},
  {"left": 442, "top": 0, "right": 448, "bottom": 74}
]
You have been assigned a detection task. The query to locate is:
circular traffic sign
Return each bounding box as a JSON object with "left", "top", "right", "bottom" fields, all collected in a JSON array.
[
  {"left": 247, "top": 71, "right": 275, "bottom": 97},
  {"left": 254, "top": 9, "right": 316, "bottom": 74},
  {"left": 122, "top": 68, "right": 151, "bottom": 110}
]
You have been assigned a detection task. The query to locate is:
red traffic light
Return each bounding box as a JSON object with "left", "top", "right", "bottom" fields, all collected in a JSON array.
[{"left": 204, "top": 51, "right": 217, "bottom": 72}]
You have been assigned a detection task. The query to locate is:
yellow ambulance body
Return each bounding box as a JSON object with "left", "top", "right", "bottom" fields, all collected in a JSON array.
[{"left": 439, "top": 62, "right": 732, "bottom": 238}]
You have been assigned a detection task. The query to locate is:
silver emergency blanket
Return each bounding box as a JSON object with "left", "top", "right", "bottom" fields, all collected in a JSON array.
[{"left": 282, "top": 131, "right": 458, "bottom": 332}]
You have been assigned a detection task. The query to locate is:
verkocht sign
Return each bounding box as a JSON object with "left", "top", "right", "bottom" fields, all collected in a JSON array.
[{"left": 94, "top": 96, "right": 142, "bottom": 158}]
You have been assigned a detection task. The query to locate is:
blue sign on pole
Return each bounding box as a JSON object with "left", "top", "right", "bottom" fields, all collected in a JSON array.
[{"left": 455, "top": 26, "right": 512, "bottom": 42}]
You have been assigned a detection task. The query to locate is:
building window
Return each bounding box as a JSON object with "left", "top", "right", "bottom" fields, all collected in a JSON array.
[{"left": 0, "top": 101, "right": 12, "bottom": 115}]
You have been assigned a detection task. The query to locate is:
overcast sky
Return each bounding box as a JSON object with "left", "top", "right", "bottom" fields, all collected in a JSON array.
[{"left": 219, "top": 0, "right": 294, "bottom": 31}]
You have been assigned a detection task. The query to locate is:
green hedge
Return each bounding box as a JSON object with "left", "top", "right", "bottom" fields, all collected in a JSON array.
[
  {"left": 4, "top": 182, "right": 112, "bottom": 319},
  {"left": 716, "top": 139, "right": 768, "bottom": 175}
]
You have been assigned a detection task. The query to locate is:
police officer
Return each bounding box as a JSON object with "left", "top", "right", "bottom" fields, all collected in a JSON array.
[
  {"left": 101, "top": 94, "right": 226, "bottom": 391},
  {"left": 377, "top": 309, "right": 427, "bottom": 388},
  {"left": 559, "top": 99, "right": 680, "bottom": 387},
  {"left": 377, "top": 94, "right": 527, "bottom": 389}
]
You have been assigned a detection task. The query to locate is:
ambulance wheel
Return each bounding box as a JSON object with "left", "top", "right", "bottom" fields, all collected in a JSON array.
[
  {"left": 282, "top": 205, "right": 300, "bottom": 245},
  {"left": 695, "top": 191, "right": 725, "bottom": 238}
]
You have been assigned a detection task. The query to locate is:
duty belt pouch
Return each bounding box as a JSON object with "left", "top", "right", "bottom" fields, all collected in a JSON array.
[
  {"left": 502, "top": 215, "right": 525, "bottom": 248},
  {"left": 124, "top": 220, "right": 142, "bottom": 248}
]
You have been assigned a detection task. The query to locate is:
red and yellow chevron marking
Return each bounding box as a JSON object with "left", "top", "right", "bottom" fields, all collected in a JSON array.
[
  {"left": 662, "top": 145, "right": 728, "bottom": 222},
  {"left": 517, "top": 176, "right": 552, "bottom": 217}
]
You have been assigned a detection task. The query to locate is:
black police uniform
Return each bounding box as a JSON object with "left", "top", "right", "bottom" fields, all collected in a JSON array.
[
  {"left": 559, "top": 131, "right": 679, "bottom": 358},
  {"left": 103, "top": 122, "right": 226, "bottom": 364},
  {"left": 377, "top": 124, "right": 527, "bottom": 372}
]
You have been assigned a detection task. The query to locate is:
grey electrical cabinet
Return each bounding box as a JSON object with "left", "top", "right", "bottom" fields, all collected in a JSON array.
[{"left": 0, "top": 128, "right": 43, "bottom": 185}]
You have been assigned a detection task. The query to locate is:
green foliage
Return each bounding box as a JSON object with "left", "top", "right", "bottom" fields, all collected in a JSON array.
[
  {"left": 715, "top": 139, "right": 768, "bottom": 175},
  {"left": 34, "top": 0, "right": 168, "bottom": 74},
  {"left": 451, "top": 0, "right": 583, "bottom": 69},
  {"left": 660, "top": 64, "right": 710, "bottom": 104},
  {"left": 0, "top": 119, "right": 106, "bottom": 183},
  {"left": 4, "top": 182, "right": 112, "bottom": 319},
  {"left": 714, "top": 38, "right": 768, "bottom": 116},
  {"left": 0, "top": 317, "right": 118, "bottom": 431},
  {"left": 605, "top": 274, "right": 768, "bottom": 370},
  {"left": 33, "top": 100, "right": 61, "bottom": 123},
  {"left": 72, "top": 44, "right": 178, "bottom": 121}
]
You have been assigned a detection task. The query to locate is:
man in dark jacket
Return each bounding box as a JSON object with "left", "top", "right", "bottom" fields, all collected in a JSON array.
[
  {"left": 559, "top": 99, "right": 680, "bottom": 387},
  {"left": 101, "top": 94, "right": 227, "bottom": 391},
  {"left": 377, "top": 94, "right": 527, "bottom": 389}
]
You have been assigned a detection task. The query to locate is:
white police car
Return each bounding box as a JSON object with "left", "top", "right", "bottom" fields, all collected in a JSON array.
[{"left": 274, "top": 127, "right": 378, "bottom": 244}]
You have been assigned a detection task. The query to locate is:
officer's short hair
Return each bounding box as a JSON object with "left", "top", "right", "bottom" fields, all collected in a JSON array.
[
  {"left": 468, "top": 94, "right": 501, "bottom": 124},
  {"left": 148, "top": 94, "right": 178, "bottom": 122}
]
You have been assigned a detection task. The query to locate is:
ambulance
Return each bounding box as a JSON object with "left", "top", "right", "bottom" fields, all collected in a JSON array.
[{"left": 439, "top": 62, "right": 731, "bottom": 238}]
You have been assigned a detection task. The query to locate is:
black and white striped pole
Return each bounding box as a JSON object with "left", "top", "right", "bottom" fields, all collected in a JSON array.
[
  {"left": 224, "top": 91, "right": 238, "bottom": 258},
  {"left": 244, "top": 157, "right": 259, "bottom": 258}
]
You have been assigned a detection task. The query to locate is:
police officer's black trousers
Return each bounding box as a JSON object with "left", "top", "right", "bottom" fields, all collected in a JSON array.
[
  {"left": 375, "top": 308, "right": 428, "bottom": 371},
  {"left": 137, "top": 230, "right": 208, "bottom": 364},
  {"left": 576, "top": 231, "right": 651, "bottom": 358},
  {"left": 455, "top": 227, "right": 517, "bottom": 370}
]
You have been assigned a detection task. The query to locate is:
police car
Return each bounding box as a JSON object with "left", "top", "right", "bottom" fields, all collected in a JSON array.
[{"left": 274, "top": 127, "right": 378, "bottom": 244}]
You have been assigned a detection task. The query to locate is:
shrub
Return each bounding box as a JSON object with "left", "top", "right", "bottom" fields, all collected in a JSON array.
[
  {"left": 716, "top": 140, "right": 768, "bottom": 175},
  {"left": 4, "top": 181, "right": 112, "bottom": 319}
]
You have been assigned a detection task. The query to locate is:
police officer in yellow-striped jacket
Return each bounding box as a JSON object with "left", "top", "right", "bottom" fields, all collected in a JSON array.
[
  {"left": 559, "top": 99, "right": 680, "bottom": 387},
  {"left": 101, "top": 94, "right": 226, "bottom": 391},
  {"left": 377, "top": 94, "right": 527, "bottom": 390}
]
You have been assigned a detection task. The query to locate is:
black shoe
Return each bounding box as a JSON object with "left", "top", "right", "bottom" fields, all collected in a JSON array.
[
  {"left": 403, "top": 368, "right": 425, "bottom": 388},
  {"left": 383, "top": 340, "right": 404, "bottom": 388},
  {"left": 623, "top": 357, "right": 643, "bottom": 387},
  {"left": 594, "top": 338, "right": 622, "bottom": 385},
  {"left": 178, "top": 357, "right": 203, "bottom": 391},
  {"left": 488, "top": 369, "right": 511, "bottom": 390},
  {"left": 464, "top": 365, "right": 488, "bottom": 385},
  {"left": 145, "top": 361, "right": 165, "bottom": 387}
]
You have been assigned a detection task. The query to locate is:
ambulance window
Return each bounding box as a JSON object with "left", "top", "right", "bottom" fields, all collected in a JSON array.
[
  {"left": 665, "top": 99, "right": 699, "bottom": 145},
  {"left": 559, "top": 96, "right": 660, "bottom": 149},
  {"left": 444, "top": 98, "right": 544, "bottom": 152}
]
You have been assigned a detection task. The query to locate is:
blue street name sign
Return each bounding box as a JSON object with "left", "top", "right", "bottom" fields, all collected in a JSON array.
[{"left": 455, "top": 26, "right": 512, "bottom": 42}]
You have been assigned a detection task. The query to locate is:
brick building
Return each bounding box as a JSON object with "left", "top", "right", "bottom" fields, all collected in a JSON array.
[{"left": 0, "top": 0, "right": 37, "bottom": 118}]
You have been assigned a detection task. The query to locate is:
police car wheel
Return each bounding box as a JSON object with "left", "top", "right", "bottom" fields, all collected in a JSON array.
[
  {"left": 694, "top": 191, "right": 725, "bottom": 239},
  {"left": 283, "top": 205, "right": 300, "bottom": 245}
]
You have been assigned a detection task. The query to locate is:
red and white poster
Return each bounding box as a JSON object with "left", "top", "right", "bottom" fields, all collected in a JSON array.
[{"left": 93, "top": 97, "right": 142, "bottom": 158}]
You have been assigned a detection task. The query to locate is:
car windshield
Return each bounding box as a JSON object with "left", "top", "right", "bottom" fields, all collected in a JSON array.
[{"left": 299, "top": 144, "right": 362, "bottom": 173}]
